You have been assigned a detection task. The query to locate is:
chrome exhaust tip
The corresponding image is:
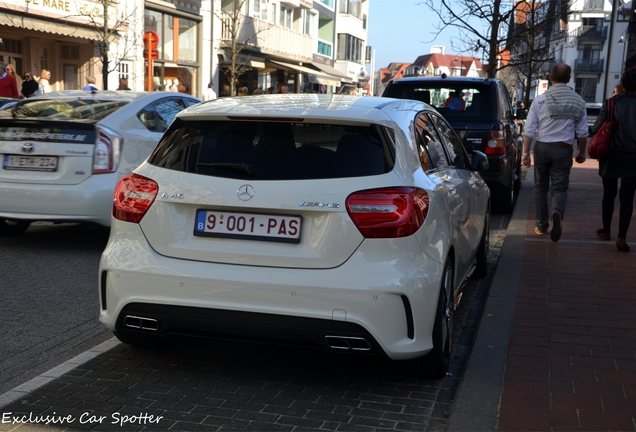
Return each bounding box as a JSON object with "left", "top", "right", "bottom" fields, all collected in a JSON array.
[
  {"left": 324, "top": 335, "right": 372, "bottom": 351},
  {"left": 124, "top": 315, "right": 159, "bottom": 331}
]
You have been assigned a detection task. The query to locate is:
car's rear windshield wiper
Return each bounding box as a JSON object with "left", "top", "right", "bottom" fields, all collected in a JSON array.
[{"left": 198, "top": 162, "right": 255, "bottom": 175}]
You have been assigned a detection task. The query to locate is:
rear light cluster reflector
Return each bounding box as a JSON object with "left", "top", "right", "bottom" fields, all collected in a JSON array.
[
  {"left": 93, "top": 126, "right": 123, "bottom": 174},
  {"left": 485, "top": 125, "right": 506, "bottom": 155},
  {"left": 113, "top": 174, "right": 158, "bottom": 223},
  {"left": 346, "top": 187, "right": 429, "bottom": 238}
]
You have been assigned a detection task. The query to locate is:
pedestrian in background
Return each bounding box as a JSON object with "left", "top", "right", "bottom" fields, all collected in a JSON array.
[
  {"left": 83, "top": 76, "right": 98, "bottom": 91},
  {"left": 590, "top": 66, "right": 636, "bottom": 252},
  {"left": 219, "top": 84, "right": 231, "bottom": 97},
  {"left": 38, "top": 69, "right": 52, "bottom": 94},
  {"left": 117, "top": 77, "right": 131, "bottom": 90},
  {"left": 20, "top": 71, "right": 40, "bottom": 98},
  {"left": 0, "top": 61, "right": 19, "bottom": 98},
  {"left": 6, "top": 63, "right": 22, "bottom": 95},
  {"left": 277, "top": 83, "right": 288, "bottom": 94},
  {"left": 522, "top": 63, "right": 588, "bottom": 242},
  {"left": 203, "top": 82, "right": 216, "bottom": 100}
]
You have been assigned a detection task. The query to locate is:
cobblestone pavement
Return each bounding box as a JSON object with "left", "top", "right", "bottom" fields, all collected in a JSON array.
[{"left": 0, "top": 214, "right": 511, "bottom": 432}]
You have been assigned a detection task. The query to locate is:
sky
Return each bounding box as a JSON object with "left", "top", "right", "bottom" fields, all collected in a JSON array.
[{"left": 366, "top": 0, "right": 457, "bottom": 72}]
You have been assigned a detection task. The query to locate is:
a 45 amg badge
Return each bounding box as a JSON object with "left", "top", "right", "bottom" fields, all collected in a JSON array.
[{"left": 299, "top": 201, "right": 340, "bottom": 208}]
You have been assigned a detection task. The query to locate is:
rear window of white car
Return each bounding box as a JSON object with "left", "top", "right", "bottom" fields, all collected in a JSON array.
[
  {"left": 148, "top": 120, "right": 395, "bottom": 180},
  {"left": 0, "top": 99, "right": 128, "bottom": 121}
]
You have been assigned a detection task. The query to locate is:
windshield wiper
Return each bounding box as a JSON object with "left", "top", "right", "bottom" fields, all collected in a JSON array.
[{"left": 198, "top": 162, "right": 255, "bottom": 175}]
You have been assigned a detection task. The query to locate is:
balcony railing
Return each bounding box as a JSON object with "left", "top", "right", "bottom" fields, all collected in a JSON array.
[
  {"left": 551, "top": 30, "right": 567, "bottom": 41},
  {"left": 220, "top": 13, "right": 312, "bottom": 60},
  {"left": 575, "top": 25, "right": 608, "bottom": 42},
  {"left": 575, "top": 58, "right": 605, "bottom": 72}
]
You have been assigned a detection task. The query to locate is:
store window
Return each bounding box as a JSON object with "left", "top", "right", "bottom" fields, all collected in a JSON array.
[
  {"left": 144, "top": 8, "right": 200, "bottom": 96},
  {"left": 0, "top": 37, "right": 23, "bottom": 76},
  {"left": 179, "top": 18, "right": 197, "bottom": 63},
  {"left": 144, "top": 10, "right": 164, "bottom": 59}
]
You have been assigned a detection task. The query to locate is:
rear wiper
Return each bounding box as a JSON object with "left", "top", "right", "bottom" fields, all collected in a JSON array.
[{"left": 198, "top": 162, "right": 255, "bottom": 175}]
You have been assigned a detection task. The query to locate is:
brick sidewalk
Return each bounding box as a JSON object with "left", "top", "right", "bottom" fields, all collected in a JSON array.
[{"left": 498, "top": 159, "right": 636, "bottom": 431}]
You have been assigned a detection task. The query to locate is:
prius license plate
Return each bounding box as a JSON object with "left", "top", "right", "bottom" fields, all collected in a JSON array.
[
  {"left": 194, "top": 210, "right": 302, "bottom": 243},
  {"left": 3, "top": 155, "right": 58, "bottom": 172}
]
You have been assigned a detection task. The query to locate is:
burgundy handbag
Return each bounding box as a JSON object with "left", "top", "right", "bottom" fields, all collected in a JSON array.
[{"left": 588, "top": 97, "right": 615, "bottom": 159}]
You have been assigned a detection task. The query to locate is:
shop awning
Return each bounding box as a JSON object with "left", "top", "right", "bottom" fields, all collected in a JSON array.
[
  {"left": 270, "top": 60, "right": 344, "bottom": 87},
  {"left": 0, "top": 15, "right": 104, "bottom": 41},
  {"left": 310, "top": 62, "right": 353, "bottom": 83},
  {"left": 220, "top": 52, "right": 265, "bottom": 69}
]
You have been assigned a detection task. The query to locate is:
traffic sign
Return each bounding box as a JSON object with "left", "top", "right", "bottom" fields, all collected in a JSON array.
[
  {"left": 143, "top": 30, "right": 159, "bottom": 50},
  {"left": 143, "top": 49, "right": 159, "bottom": 59}
]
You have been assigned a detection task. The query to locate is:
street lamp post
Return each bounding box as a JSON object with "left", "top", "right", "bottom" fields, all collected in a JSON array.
[{"left": 619, "top": 33, "right": 627, "bottom": 77}]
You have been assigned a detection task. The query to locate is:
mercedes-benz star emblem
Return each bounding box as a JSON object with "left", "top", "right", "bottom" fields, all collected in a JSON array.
[
  {"left": 237, "top": 184, "right": 255, "bottom": 201},
  {"left": 21, "top": 143, "right": 35, "bottom": 153}
]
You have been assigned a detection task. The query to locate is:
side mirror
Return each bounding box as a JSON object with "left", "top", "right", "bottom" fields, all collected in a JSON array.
[
  {"left": 471, "top": 150, "right": 489, "bottom": 172},
  {"left": 516, "top": 109, "right": 528, "bottom": 120}
]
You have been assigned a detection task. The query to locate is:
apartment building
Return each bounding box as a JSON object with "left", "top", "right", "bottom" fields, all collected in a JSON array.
[{"left": 527, "top": 0, "right": 631, "bottom": 103}]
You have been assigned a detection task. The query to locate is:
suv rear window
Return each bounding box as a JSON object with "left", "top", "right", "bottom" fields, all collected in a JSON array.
[
  {"left": 0, "top": 99, "right": 129, "bottom": 121},
  {"left": 148, "top": 120, "right": 394, "bottom": 180},
  {"left": 384, "top": 82, "right": 491, "bottom": 122}
]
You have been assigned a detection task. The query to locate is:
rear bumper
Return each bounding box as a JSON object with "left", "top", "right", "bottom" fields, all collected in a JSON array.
[
  {"left": 0, "top": 173, "right": 118, "bottom": 227},
  {"left": 481, "top": 154, "right": 510, "bottom": 188},
  {"left": 99, "top": 221, "right": 445, "bottom": 360}
]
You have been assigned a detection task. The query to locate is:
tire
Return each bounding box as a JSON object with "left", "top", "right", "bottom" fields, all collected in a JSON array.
[
  {"left": 473, "top": 207, "right": 490, "bottom": 279},
  {"left": 495, "top": 175, "right": 516, "bottom": 214},
  {"left": 0, "top": 219, "right": 30, "bottom": 237},
  {"left": 423, "top": 257, "right": 455, "bottom": 378}
]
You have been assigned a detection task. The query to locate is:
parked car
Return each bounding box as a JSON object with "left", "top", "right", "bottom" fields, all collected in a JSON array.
[
  {"left": 586, "top": 102, "right": 603, "bottom": 130},
  {"left": 382, "top": 75, "right": 522, "bottom": 213},
  {"left": 98, "top": 94, "right": 490, "bottom": 377},
  {"left": 0, "top": 90, "right": 200, "bottom": 235}
]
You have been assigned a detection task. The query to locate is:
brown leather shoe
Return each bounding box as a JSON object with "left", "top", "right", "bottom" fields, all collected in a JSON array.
[
  {"left": 534, "top": 227, "right": 547, "bottom": 235},
  {"left": 597, "top": 229, "right": 611, "bottom": 241},
  {"left": 616, "top": 237, "right": 630, "bottom": 252}
]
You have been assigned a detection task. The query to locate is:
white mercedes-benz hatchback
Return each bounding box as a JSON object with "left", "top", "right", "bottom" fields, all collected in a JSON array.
[
  {"left": 0, "top": 90, "right": 200, "bottom": 235},
  {"left": 99, "top": 94, "right": 490, "bottom": 377}
]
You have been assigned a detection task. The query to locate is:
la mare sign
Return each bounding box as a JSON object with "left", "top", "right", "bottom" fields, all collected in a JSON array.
[
  {"left": 22, "top": 0, "right": 118, "bottom": 23},
  {"left": 25, "top": 0, "right": 71, "bottom": 12}
]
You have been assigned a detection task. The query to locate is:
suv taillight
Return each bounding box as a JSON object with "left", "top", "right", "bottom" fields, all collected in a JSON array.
[
  {"left": 93, "top": 126, "right": 122, "bottom": 174},
  {"left": 485, "top": 124, "right": 506, "bottom": 155},
  {"left": 346, "top": 187, "right": 429, "bottom": 238},
  {"left": 113, "top": 174, "right": 158, "bottom": 223}
]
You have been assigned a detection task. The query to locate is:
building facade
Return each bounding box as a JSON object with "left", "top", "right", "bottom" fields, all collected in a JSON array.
[
  {"left": 523, "top": 0, "right": 631, "bottom": 103},
  {"left": 0, "top": 0, "right": 367, "bottom": 97}
]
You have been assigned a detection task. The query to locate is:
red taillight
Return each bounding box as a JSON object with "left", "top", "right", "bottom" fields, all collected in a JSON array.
[
  {"left": 485, "top": 126, "right": 506, "bottom": 155},
  {"left": 346, "top": 187, "right": 429, "bottom": 238},
  {"left": 112, "top": 174, "right": 158, "bottom": 223},
  {"left": 93, "top": 127, "right": 122, "bottom": 174}
]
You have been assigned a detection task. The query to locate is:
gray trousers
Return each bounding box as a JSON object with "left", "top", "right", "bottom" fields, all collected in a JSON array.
[{"left": 533, "top": 141, "right": 574, "bottom": 231}]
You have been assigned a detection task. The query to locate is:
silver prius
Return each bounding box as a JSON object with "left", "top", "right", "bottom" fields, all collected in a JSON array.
[
  {"left": 0, "top": 90, "right": 200, "bottom": 235},
  {"left": 98, "top": 94, "right": 490, "bottom": 378}
]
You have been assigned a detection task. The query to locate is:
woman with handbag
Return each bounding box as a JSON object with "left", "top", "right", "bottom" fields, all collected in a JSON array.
[{"left": 590, "top": 66, "right": 636, "bottom": 251}]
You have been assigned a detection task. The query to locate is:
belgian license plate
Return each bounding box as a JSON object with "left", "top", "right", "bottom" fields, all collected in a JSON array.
[
  {"left": 3, "top": 155, "right": 58, "bottom": 172},
  {"left": 194, "top": 210, "right": 302, "bottom": 243}
]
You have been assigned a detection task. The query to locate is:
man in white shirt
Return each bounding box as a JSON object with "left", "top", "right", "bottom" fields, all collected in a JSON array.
[
  {"left": 203, "top": 82, "right": 217, "bottom": 101},
  {"left": 522, "top": 63, "right": 588, "bottom": 241}
]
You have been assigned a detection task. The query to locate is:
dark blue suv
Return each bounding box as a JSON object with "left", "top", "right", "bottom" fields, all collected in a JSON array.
[{"left": 382, "top": 75, "right": 522, "bottom": 213}]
